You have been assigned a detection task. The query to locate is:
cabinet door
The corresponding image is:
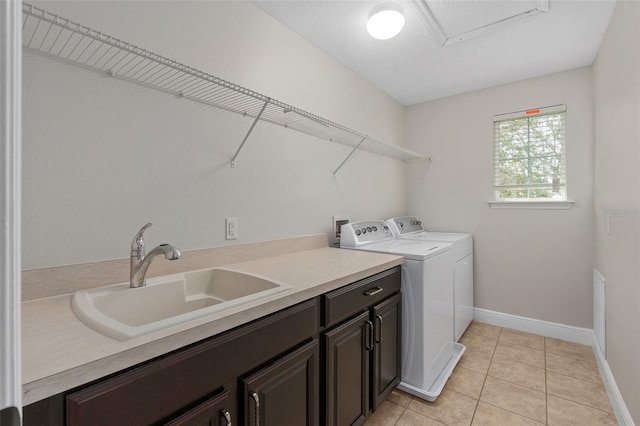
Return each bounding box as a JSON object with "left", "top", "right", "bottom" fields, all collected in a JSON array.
[
  {"left": 164, "top": 390, "right": 232, "bottom": 426},
  {"left": 243, "top": 340, "right": 319, "bottom": 426},
  {"left": 372, "top": 293, "right": 402, "bottom": 410},
  {"left": 324, "top": 311, "right": 371, "bottom": 426}
]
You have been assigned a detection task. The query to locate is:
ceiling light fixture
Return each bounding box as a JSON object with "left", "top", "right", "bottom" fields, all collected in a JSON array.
[{"left": 367, "top": 4, "right": 405, "bottom": 40}]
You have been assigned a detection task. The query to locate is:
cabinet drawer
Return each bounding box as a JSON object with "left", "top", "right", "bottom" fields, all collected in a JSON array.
[
  {"left": 323, "top": 267, "right": 400, "bottom": 328},
  {"left": 66, "top": 299, "right": 318, "bottom": 426},
  {"left": 164, "top": 389, "right": 231, "bottom": 426}
]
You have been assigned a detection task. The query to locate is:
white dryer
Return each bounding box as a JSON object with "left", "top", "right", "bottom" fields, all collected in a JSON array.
[
  {"left": 341, "top": 220, "right": 465, "bottom": 402},
  {"left": 386, "top": 216, "right": 474, "bottom": 342}
]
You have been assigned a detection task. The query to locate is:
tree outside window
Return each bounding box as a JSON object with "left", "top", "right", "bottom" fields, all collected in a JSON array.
[{"left": 494, "top": 106, "right": 566, "bottom": 200}]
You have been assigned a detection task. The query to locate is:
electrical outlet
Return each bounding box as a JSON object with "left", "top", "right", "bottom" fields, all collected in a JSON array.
[{"left": 226, "top": 218, "right": 238, "bottom": 240}]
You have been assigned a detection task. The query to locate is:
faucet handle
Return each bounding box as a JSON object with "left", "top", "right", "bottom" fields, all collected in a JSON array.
[{"left": 131, "top": 222, "right": 153, "bottom": 256}]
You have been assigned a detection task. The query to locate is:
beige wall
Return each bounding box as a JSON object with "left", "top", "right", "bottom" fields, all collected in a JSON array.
[
  {"left": 593, "top": 1, "right": 640, "bottom": 422},
  {"left": 22, "top": 1, "right": 408, "bottom": 269},
  {"left": 406, "top": 67, "right": 595, "bottom": 328},
  {"left": 20, "top": 1, "right": 640, "bottom": 419}
]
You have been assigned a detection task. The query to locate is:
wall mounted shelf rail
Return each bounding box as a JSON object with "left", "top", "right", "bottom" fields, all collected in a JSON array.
[{"left": 21, "top": 3, "right": 430, "bottom": 173}]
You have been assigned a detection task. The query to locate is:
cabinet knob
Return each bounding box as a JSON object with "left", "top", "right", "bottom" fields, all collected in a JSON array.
[
  {"left": 250, "top": 391, "right": 260, "bottom": 426},
  {"left": 375, "top": 314, "right": 384, "bottom": 344},
  {"left": 220, "top": 409, "right": 232, "bottom": 426},
  {"left": 364, "top": 287, "right": 383, "bottom": 297},
  {"left": 365, "top": 320, "right": 374, "bottom": 351}
]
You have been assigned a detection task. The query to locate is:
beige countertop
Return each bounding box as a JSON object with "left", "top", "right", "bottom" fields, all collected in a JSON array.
[{"left": 22, "top": 243, "right": 403, "bottom": 405}]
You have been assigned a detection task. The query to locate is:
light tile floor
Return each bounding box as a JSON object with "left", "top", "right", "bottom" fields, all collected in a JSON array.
[{"left": 364, "top": 321, "right": 618, "bottom": 426}]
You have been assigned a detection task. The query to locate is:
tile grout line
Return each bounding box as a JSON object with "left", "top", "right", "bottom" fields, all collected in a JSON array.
[
  {"left": 545, "top": 368, "right": 606, "bottom": 386},
  {"left": 469, "top": 325, "right": 503, "bottom": 425},
  {"left": 392, "top": 405, "right": 407, "bottom": 426},
  {"left": 369, "top": 324, "right": 612, "bottom": 426},
  {"left": 478, "top": 400, "right": 548, "bottom": 425},
  {"left": 547, "top": 394, "right": 618, "bottom": 416},
  {"left": 545, "top": 352, "right": 602, "bottom": 385},
  {"left": 479, "top": 327, "right": 550, "bottom": 425},
  {"left": 544, "top": 336, "right": 549, "bottom": 425},
  {"left": 545, "top": 350, "right": 598, "bottom": 365}
]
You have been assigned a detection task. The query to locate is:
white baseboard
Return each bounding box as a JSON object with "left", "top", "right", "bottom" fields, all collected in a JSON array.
[
  {"left": 473, "top": 307, "right": 635, "bottom": 426},
  {"left": 473, "top": 307, "right": 593, "bottom": 345},
  {"left": 591, "top": 334, "right": 635, "bottom": 426}
]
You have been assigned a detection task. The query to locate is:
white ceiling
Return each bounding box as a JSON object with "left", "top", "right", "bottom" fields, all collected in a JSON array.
[{"left": 252, "top": 0, "right": 617, "bottom": 105}]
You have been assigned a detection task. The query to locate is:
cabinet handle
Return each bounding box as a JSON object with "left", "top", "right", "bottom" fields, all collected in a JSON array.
[
  {"left": 375, "top": 314, "right": 383, "bottom": 344},
  {"left": 365, "top": 320, "right": 374, "bottom": 351},
  {"left": 220, "top": 409, "right": 232, "bottom": 426},
  {"left": 250, "top": 391, "right": 260, "bottom": 426},
  {"left": 364, "top": 287, "right": 383, "bottom": 296}
]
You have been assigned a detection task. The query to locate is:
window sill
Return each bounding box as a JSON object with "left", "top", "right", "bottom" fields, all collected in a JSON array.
[{"left": 487, "top": 200, "right": 575, "bottom": 210}]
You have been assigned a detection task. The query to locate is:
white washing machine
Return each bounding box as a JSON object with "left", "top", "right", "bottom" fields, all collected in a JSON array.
[
  {"left": 386, "top": 216, "right": 474, "bottom": 342},
  {"left": 340, "top": 220, "right": 465, "bottom": 402}
]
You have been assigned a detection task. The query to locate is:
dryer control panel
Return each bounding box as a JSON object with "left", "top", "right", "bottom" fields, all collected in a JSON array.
[
  {"left": 340, "top": 220, "right": 393, "bottom": 248},
  {"left": 386, "top": 216, "right": 425, "bottom": 236}
]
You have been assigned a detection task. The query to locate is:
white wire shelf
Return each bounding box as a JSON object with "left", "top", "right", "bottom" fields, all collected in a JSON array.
[{"left": 21, "top": 2, "right": 431, "bottom": 173}]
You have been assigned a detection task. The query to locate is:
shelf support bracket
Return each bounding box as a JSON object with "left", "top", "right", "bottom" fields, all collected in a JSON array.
[
  {"left": 333, "top": 135, "right": 367, "bottom": 175},
  {"left": 231, "top": 98, "right": 270, "bottom": 168}
]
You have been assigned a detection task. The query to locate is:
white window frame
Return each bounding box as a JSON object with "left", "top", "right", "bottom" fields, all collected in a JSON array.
[{"left": 489, "top": 104, "right": 574, "bottom": 210}]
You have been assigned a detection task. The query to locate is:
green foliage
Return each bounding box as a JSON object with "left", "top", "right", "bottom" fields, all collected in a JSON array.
[{"left": 495, "top": 112, "right": 565, "bottom": 199}]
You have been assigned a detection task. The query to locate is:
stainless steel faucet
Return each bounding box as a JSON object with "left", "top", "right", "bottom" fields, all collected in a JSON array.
[{"left": 130, "top": 223, "right": 181, "bottom": 288}]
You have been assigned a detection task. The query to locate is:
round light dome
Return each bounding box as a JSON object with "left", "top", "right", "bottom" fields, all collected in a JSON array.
[{"left": 367, "top": 4, "right": 405, "bottom": 40}]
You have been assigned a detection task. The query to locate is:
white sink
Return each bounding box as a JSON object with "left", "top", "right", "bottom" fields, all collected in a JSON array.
[{"left": 71, "top": 268, "right": 292, "bottom": 340}]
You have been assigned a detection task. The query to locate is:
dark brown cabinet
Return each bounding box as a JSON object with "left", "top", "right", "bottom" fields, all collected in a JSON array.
[
  {"left": 64, "top": 300, "right": 318, "bottom": 426},
  {"left": 164, "top": 390, "right": 231, "bottom": 426},
  {"left": 371, "top": 293, "right": 401, "bottom": 411},
  {"left": 242, "top": 340, "right": 319, "bottom": 426},
  {"left": 324, "top": 311, "right": 371, "bottom": 426},
  {"left": 23, "top": 266, "right": 401, "bottom": 426},
  {"left": 322, "top": 268, "right": 402, "bottom": 426}
]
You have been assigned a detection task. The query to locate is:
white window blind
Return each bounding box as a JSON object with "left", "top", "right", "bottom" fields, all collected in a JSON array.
[{"left": 494, "top": 105, "right": 567, "bottom": 200}]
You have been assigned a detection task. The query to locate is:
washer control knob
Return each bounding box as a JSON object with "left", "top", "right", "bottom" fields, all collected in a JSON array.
[
  {"left": 383, "top": 226, "right": 389, "bottom": 232},
  {"left": 399, "top": 222, "right": 404, "bottom": 228},
  {"left": 362, "top": 228, "right": 367, "bottom": 234},
  {"left": 355, "top": 229, "right": 361, "bottom": 236},
  {"left": 366, "top": 227, "right": 372, "bottom": 232},
  {"left": 372, "top": 226, "right": 378, "bottom": 232}
]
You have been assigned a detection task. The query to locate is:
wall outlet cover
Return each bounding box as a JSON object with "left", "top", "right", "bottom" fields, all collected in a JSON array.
[{"left": 226, "top": 217, "right": 238, "bottom": 240}]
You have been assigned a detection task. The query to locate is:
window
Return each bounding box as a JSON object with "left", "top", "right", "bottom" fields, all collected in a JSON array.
[{"left": 494, "top": 105, "right": 567, "bottom": 200}]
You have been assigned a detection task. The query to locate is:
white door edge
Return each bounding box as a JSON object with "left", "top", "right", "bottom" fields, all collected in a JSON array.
[{"left": 0, "top": 0, "right": 22, "bottom": 421}]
